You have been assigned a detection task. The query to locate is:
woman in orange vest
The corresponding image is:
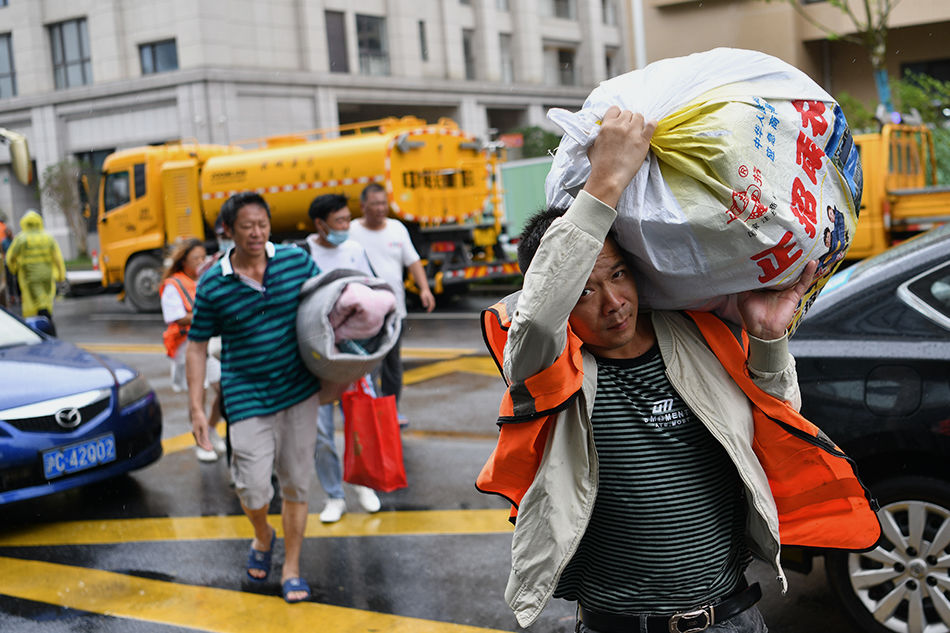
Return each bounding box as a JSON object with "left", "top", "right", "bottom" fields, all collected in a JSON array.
[{"left": 161, "top": 238, "right": 225, "bottom": 462}]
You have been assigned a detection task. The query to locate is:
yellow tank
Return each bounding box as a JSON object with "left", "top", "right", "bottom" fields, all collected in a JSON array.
[{"left": 198, "top": 117, "right": 494, "bottom": 233}]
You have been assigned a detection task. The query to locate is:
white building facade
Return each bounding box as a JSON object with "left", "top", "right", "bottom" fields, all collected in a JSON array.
[{"left": 0, "top": 0, "right": 628, "bottom": 256}]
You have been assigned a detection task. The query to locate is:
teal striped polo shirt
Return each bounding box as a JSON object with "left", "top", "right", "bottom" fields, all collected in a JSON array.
[{"left": 188, "top": 242, "right": 321, "bottom": 423}]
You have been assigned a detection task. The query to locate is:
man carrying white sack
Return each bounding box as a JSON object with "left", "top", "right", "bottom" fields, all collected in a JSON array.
[
  {"left": 301, "top": 193, "right": 383, "bottom": 523},
  {"left": 475, "top": 108, "right": 881, "bottom": 632}
]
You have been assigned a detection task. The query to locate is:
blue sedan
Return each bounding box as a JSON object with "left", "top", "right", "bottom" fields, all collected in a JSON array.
[{"left": 0, "top": 308, "right": 162, "bottom": 505}]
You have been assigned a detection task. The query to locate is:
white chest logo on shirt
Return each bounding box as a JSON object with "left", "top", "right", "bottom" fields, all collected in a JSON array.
[{"left": 645, "top": 398, "right": 688, "bottom": 428}]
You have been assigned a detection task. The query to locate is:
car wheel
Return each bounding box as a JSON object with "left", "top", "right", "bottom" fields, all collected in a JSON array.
[
  {"left": 125, "top": 254, "right": 163, "bottom": 313},
  {"left": 826, "top": 476, "right": 950, "bottom": 633}
]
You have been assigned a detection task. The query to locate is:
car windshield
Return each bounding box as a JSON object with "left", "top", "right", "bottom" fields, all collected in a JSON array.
[{"left": 0, "top": 311, "right": 44, "bottom": 348}]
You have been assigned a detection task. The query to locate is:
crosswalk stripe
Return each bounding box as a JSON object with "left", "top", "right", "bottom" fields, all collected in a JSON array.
[
  {"left": 0, "top": 509, "right": 512, "bottom": 547},
  {"left": 0, "top": 557, "right": 512, "bottom": 633}
]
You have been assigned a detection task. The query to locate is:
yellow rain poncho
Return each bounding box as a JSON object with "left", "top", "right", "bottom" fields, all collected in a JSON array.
[{"left": 5, "top": 210, "right": 66, "bottom": 316}]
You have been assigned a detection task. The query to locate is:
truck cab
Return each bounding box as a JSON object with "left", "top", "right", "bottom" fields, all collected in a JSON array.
[
  {"left": 850, "top": 124, "right": 950, "bottom": 259},
  {"left": 97, "top": 143, "right": 232, "bottom": 311}
]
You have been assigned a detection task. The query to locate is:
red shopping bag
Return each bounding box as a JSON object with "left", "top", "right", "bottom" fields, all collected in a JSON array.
[{"left": 341, "top": 379, "right": 408, "bottom": 492}]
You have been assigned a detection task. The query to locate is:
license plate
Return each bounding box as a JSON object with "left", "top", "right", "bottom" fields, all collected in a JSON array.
[{"left": 43, "top": 434, "right": 117, "bottom": 480}]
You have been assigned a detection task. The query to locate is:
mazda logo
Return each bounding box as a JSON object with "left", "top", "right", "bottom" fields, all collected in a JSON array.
[{"left": 54, "top": 407, "right": 82, "bottom": 429}]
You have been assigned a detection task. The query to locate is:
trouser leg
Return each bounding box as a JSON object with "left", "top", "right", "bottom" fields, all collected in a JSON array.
[{"left": 314, "top": 402, "right": 345, "bottom": 498}]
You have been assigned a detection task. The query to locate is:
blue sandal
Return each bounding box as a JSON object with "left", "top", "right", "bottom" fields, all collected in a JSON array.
[
  {"left": 282, "top": 577, "right": 311, "bottom": 604},
  {"left": 245, "top": 529, "right": 276, "bottom": 583}
]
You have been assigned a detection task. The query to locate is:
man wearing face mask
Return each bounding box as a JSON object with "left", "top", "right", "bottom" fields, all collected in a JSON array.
[{"left": 302, "top": 193, "right": 382, "bottom": 523}]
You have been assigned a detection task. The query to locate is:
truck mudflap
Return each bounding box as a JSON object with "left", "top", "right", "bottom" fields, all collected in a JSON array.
[{"left": 435, "top": 261, "right": 522, "bottom": 293}]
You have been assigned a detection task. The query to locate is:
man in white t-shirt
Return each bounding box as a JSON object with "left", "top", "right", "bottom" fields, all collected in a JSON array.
[
  {"left": 304, "top": 193, "right": 383, "bottom": 523},
  {"left": 349, "top": 184, "right": 435, "bottom": 425}
]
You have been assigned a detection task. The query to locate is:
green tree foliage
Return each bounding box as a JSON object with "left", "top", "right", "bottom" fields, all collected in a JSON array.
[
  {"left": 41, "top": 160, "right": 88, "bottom": 256},
  {"left": 835, "top": 92, "right": 876, "bottom": 133},
  {"left": 837, "top": 73, "right": 950, "bottom": 184},
  {"left": 517, "top": 126, "right": 562, "bottom": 159},
  {"left": 895, "top": 71, "right": 950, "bottom": 184}
]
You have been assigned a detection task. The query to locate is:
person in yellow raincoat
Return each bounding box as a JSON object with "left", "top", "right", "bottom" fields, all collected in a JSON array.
[{"left": 5, "top": 209, "right": 66, "bottom": 334}]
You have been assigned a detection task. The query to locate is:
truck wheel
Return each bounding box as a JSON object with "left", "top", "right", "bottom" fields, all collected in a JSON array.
[
  {"left": 125, "top": 254, "right": 163, "bottom": 313},
  {"left": 825, "top": 476, "right": 950, "bottom": 633}
]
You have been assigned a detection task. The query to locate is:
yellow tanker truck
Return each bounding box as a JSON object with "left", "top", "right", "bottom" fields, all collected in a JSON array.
[{"left": 95, "top": 116, "right": 520, "bottom": 311}]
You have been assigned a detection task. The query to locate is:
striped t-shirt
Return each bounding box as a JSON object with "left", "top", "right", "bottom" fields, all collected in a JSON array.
[
  {"left": 554, "top": 345, "right": 750, "bottom": 614},
  {"left": 188, "top": 243, "right": 320, "bottom": 423}
]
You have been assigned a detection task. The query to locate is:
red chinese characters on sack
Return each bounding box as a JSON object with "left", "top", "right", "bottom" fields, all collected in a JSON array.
[
  {"left": 790, "top": 177, "right": 817, "bottom": 238},
  {"left": 750, "top": 231, "right": 803, "bottom": 283},
  {"left": 787, "top": 99, "right": 828, "bottom": 238},
  {"left": 793, "top": 100, "right": 828, "bottom": 136},
  {"left": 795, "top": 132, "right": 824, "bottom": 186}
]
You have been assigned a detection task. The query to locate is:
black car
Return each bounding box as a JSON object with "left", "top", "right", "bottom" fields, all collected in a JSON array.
[{"left": 789, "top": 224, "right": 950, "bottom": 633}]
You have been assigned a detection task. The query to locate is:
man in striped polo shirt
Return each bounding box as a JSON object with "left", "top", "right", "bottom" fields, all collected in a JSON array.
[
  {"left": 492, "top": 108, "right": 818, "bottom": 632},
  {"left": 186, "top": 192, "right": 321, "bottom": 604}
]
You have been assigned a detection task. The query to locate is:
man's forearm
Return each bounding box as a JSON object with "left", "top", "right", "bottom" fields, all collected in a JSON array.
[
  {"left": 185, "top": 340, "right": 209, "bottom": 413},
  {"left": 407, "top": 260, "right": 430, "bottom": 293}
]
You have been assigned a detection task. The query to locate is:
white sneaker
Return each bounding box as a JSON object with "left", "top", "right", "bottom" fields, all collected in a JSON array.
[
  {"left": 210, "top": 430, "right": 227, "bottom": 454},
  {"left": 195, "top": 446, "right": 218, "bottom": 462},
  {"left": 355, "top": 485, "right": 381, "bottom": 513},
  {"left": 320, "top": 498, "right": 347, "bottom": 523}
]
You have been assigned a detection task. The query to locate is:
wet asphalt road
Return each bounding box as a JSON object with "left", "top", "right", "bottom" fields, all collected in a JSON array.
[{"left": 0, "top": 288, "right": 862, "bottom": 632}]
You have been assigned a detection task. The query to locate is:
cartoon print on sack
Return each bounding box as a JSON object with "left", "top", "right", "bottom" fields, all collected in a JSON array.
[{"left": 816, "top": 205, "right": 849, "bottom": 277}]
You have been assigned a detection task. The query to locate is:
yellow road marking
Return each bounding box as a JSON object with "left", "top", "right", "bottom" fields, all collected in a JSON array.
[
  {"left": 163, "top": 422, "right": 227, "bottom": 454},
  {"left": 0, "top": 509, "right": 511, "bottom": 547},
  {"left": 0, "top": 557, "right": 512, "bottom": 633},
  {"left": 404, "top": 357, "right": 499, "bottom": 385},
  {"left": 79, "top": 343, "right": 478, "bottom": 360}
]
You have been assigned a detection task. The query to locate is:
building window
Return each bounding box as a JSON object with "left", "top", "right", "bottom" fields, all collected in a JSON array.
[
  {"left": 0, "top": 33, "right": 15, "bottom": 98},
  {"left": 49, "top": 18, "right": 92, "bottom": 89},
  {"left": 497, "top": 0, "right": 510, "bottom": 10},
  {"left": 463, "top": 29, "right": 476, "bottom": 80},
  {"left": 558, "top": 49, "right": 576, "bottom": 85},
  {"left": 418, "top": 21, "right": 428, "bottom": 62},
  {"left": 325, "top": 11, "right": 348, "bottom": 73},
  {"left": 139, "top": 39, "right": 178, "bottom": 75},
  {"left": 605, "top": 46, "right": 620, "bottom": 80},
  {"left": 357, "top": 14, "right": 389, "bottom": 76},
  {"left": 499, "top": 33, "right": 513, "bottom": 84},
  {"left": 0, "top": 1, "right": 8, "bottom": 8},
  {"left": 602, "top": 0, "right": 617, "bottom": 25},
  {"left": 551, "top": 0, "right": 576, "bottom": 19}
]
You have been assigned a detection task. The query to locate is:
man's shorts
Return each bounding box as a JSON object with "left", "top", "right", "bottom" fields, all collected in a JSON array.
[{"left": 228, "top": 393, "right": 320, "bottom": 509}]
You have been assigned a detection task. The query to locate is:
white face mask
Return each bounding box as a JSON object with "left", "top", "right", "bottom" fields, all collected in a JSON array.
[{"left": 326, "top": 229, "right": 349, "bottom": 246}]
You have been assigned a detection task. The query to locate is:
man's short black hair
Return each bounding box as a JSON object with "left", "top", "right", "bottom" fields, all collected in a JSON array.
[
  {"left": 517, "top": 206, "right": 568, "bottom": 274},
  {"left": 219, "top": 192, "right": 271, "bottom": 229},
  {"left": 360, "top": 183, "right": 385, "bottom": 203},
  {"left": 309, "top": 193, "right": 348, "bottom": 222}
]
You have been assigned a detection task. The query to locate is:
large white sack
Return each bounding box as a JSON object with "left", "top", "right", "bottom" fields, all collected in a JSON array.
[
  {"left": 545, "top": 48, "right": 863, "bottom": 331},
  {"left": 297, "top": 269, "right": 401, "bottom": 386}
]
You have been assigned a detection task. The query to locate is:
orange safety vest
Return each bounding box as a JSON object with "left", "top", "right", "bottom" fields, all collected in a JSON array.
[
  {"left": 161, "top": 272, "right": 197, "bottom": 359},
  {"left": 475, "top": 297, "right": 882, "bottom": 552}
]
